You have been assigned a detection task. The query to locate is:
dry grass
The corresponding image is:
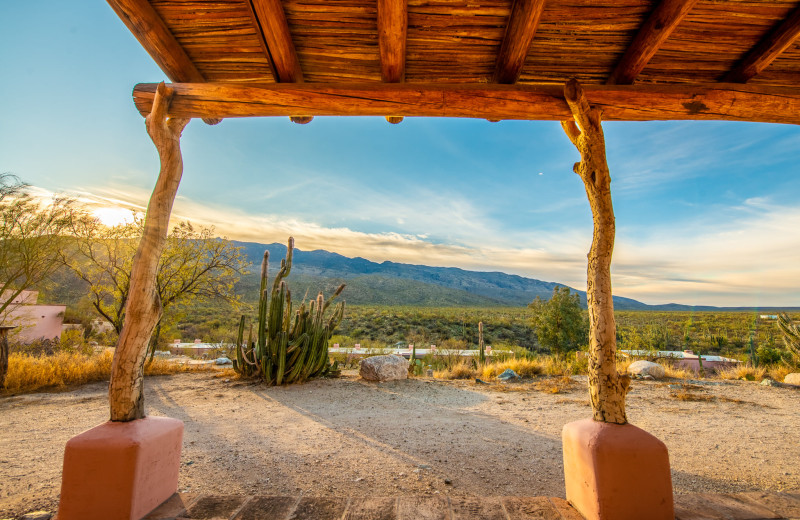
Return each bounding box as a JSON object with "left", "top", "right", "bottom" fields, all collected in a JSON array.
[
  {"left": 3, "top": 351, "right": 214, "bottom": 395},
  {"left": 434, "top": 360, "right": 477, "bottom": 380},
  {"left": 662, "top": 363, "right": 695, "bottom": 379},
  {"left": 480, "top": 358, "right": 542, "bottom": 380},
  {"left": 715, "top": 365, "right": 768, "bottom": 381}
]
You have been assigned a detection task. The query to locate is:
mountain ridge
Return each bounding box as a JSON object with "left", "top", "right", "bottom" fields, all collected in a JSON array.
[{"left": 233, "top": 241, "right": 793, "bottom": 311}]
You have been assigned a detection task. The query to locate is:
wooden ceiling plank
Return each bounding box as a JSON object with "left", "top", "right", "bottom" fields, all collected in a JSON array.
[
  {"left": 378, "top": 0, "right": 408, "bottom": 124},
  {"left": 106, "top": 0, "right": 204, "bottom": 83},
  {"left": 724, "top": 5, "right": 800, "bottom": 83},
  {"left": 248, "top": 0, "right": 303, "bottom": 83},
  {"left": 493, "top": 0, "right": 547, "bottom": 84},
  {"left": 607, "top": 0, "right": 700, "bottom": 85},
  {"left": 132, "top": 82, "right": 800, "bottom": 125}
]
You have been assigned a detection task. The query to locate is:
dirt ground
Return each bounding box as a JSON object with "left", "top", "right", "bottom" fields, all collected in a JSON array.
[{"left": 1, "top": 371, "right": 798, "bottom": 518}]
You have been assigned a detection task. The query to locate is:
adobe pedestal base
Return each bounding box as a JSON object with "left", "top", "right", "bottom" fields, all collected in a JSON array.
[
  {"left": 59, "top": 416, "right": 184, "bottom": 520},
  {"left": 562, "top": 418, "right": 674, "bottom": 520}
]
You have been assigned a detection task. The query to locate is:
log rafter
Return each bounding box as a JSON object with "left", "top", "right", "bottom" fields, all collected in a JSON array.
[
  {"left": 106, "top": 0, "right": 221, "bottom": 125},
  {"left": 493, "top": 0, "right": 547, "bottom": 84},
  {"left": 245, "top": 0, "right": 311, "bottom": 124},
  {"left": 607, "top": 0, "right": 700, "bottom": 85},
  {"left": 378, "top": 0, "right": 408, "bottom": 124},
  {"left": 724, "top": 5, "right": 800, "bottom": 83},
  {"left": 132, "top": 82, "right": 800, "bottom": 125}
]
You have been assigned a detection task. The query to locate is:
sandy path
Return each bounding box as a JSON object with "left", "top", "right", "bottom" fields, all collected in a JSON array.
[{"left": 1, "top": 372, "right": 798, "bottom": 517}]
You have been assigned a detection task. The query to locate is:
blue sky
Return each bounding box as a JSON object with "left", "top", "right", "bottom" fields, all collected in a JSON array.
[{"left": 2, "top": 2, "right": 799, "bottom": 307}]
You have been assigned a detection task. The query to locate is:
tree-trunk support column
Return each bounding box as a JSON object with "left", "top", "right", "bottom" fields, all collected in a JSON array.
[
  {"left": 109, "top": 82, "right": 190, "bottom": 422},
  {"left": 559, "top": 79, "right": 673, "bottom": 520},
  {"left": 560, "top": 78, "right": 629, "bottom": 425}
]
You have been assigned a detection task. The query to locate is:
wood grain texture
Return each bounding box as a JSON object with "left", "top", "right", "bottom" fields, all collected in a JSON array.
[
  {"left": 248, "top": 0, "right": 303, "bottom": 83},
  {"left": 724, "top": 5, "right": 800, "bottom": 83},
  {"left": 607, "top": 0, "right": 700, "bottom": 85},
  {"left": 562, "top": 78, "right": 628, "bottom": 424},
  {"left": 106, "top": 0, "right": 204, "bottom": 83},
  {"left": 378, "top": 0, "right": 407, "bottom": 82},
  {"left": 110, "top": 83, "right": 190, "bottom": 422},
  {"left": 132, "top": 81, "right": 800, "bottom": 124},
  {"left": 493, "top": 0, "right": 546, "bottom": 84},
  {"left": 450, "top": 496, "right": 507, "bottom": 520}
]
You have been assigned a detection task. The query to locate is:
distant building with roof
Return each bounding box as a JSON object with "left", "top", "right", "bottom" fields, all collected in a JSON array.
[{"left": 619, "top": 349, "right": 740, "bottom": 374}]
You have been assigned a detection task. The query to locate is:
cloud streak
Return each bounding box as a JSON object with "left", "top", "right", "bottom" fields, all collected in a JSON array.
[{"left": 35, "top": 183, "right": 800, "bottom": 308}]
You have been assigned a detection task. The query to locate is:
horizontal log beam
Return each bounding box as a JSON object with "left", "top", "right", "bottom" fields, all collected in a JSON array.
[
  {"left": 132, "top": 82, "right": 800, "bottom": 125},
  {"left": 724, "top": 5, "right": 800, "bottom": 83},
  {"left": 493, "top": 0, "right": 547, "bottom": 84},
  {"left": 607, "top": 0, "right": 699, "bottom": 85}
]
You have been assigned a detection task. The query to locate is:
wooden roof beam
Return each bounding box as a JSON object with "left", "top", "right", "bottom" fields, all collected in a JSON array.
[
  {"left": 378, "top": 0, "right": 408, "bottom": 124},
  {"left": 106, "top": 0, "right": 221, "bottom": 125},
  {"left": 493, "top": 0, "right": 546, "bottom": 84},
  {"left": 132, "top": 82, "right": 800, "bottom": 125},
  {"left": 607, "top": 0, "right": 699, "bottom": 85},
  {"left": 724, "top": 5, "right": 800, "bottom": 83},
  {"left": 246, "top": 0, "right": 310, "bottom": 124}
]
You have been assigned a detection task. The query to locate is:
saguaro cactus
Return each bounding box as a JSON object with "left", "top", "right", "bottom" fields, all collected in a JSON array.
[{"left": 233, "top": 237, "right": 345, "bottom": 384}]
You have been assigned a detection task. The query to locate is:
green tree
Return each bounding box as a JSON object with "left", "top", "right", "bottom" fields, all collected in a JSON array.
[
  {"left": 62, "top": 215, "right": 248, "bottom": 359},
  {"left": 528, "top": 286, "right": 588, "bottom": 357},
  {"left": 0, "top": 174, "right": 78, "bottom": 387}
]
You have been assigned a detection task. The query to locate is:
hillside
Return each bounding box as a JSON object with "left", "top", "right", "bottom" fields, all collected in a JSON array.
[{"left": 233, "top": 241, "right": 651, "bottom": 309}]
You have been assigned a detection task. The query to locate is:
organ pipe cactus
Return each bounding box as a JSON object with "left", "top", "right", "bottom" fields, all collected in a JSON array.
[
  {"left": 777, "top": 313, "right": 800, "bottom": 364},
  {"left": 233, "top": 237, "right": 346, "bottom": 384}
]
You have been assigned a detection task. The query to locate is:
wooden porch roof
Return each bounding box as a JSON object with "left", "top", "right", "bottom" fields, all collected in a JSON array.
[{"left": 109, "top": 0, "right": 800, "bottom": 123}]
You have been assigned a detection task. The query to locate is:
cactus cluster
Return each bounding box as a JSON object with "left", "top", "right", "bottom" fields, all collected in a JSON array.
[{"left": 233, "top": 237, "right": 345, "bottom": 384}]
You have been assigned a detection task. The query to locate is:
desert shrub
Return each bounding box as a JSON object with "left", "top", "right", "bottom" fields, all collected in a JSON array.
[
  {"left": 3, "top": 351, "right": 214, "bottom": 394},
  {"left": 716, "top": 364, "right": 767, "bottom": 381},
  {"left": 481, "top": 358, "right": 542, "bottom": 379}
]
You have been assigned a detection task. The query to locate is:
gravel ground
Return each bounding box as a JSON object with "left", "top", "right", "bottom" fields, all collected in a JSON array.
[{"left": 1, "top": 371, "right": 798, "bottom": 518}]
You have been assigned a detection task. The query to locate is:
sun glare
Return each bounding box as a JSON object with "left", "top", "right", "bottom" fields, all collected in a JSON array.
[{"left": 93, "top": 207, "right": 135, "bottom": 227}]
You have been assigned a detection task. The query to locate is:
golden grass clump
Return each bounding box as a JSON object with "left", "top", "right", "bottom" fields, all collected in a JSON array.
[
  {"left": 481, "top": 358, "right": 542, "bottom": 380},
  {"left": 3, "top": 351, "right": 214, "bottom": 394},
  {"left": 434, "top": 360, "right": 477, "bottom": 380},
  {"left": 662, "top": 363, "right": 694, "bottom": 379},
  {"left": 715, "top": 364, "right": 767, "bottom": 381}
]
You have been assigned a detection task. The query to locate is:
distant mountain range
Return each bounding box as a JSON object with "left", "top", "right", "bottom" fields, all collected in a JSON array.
[{"left": 233, "top": 241, "right": 796, "bottom": 311}]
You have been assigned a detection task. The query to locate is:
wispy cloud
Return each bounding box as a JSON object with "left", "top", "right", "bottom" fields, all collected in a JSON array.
[{"left": 34, "top": 183, "right": 800, "bottom": 308}]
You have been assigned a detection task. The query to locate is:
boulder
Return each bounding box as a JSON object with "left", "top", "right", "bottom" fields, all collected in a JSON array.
[
  {"left": 215, "top": 357, "right": 232, "bottom": 365},
  {"left": 627, "top": 360, "right": 666, "bottom": 379},
  {"left": 497, "top": 369, "right": 519, "bottom": 381},
  {"left": 360, "top": 355, "right": 409, "bottom": 382},
  {"left": 784, "top": 373, "right": 800, "bottom": 385}
]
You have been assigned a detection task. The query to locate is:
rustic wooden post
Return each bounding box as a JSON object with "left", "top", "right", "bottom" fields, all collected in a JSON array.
[
  {"left": 560, "top": 79, "right": 630, "bottom": 425},
  {"left": 108, "top": 82, "right": 190, "bottom": 421},
  {"left": 560, "top": 80, "right": 673, "bottom": 520}
]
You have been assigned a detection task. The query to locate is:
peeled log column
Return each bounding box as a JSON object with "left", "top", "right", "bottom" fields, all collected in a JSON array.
[
  {"left": 109, "top": 82, "right": 190, "bottom": 421},
  {"left": 561, "top": 79, "right": 630, "bottom": 424}
]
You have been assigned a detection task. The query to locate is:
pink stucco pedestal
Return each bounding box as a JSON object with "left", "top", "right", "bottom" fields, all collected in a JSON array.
[
  {"left": 562, "top": 418, "right": 674, "bottom": 520},
  {"left": 58, "top": 416, "right": 184, "bottom": 520}
]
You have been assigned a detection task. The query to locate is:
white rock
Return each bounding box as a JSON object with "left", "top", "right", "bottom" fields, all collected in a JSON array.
[
  {"left": 627, "top": 360, "right": 666, "bottom": 379},
  {"left": 783, "top": 373, "right": 800, "bottom": 385},
  {"left": 359, "top": 355, "right": 409, "bottom": 382}
]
